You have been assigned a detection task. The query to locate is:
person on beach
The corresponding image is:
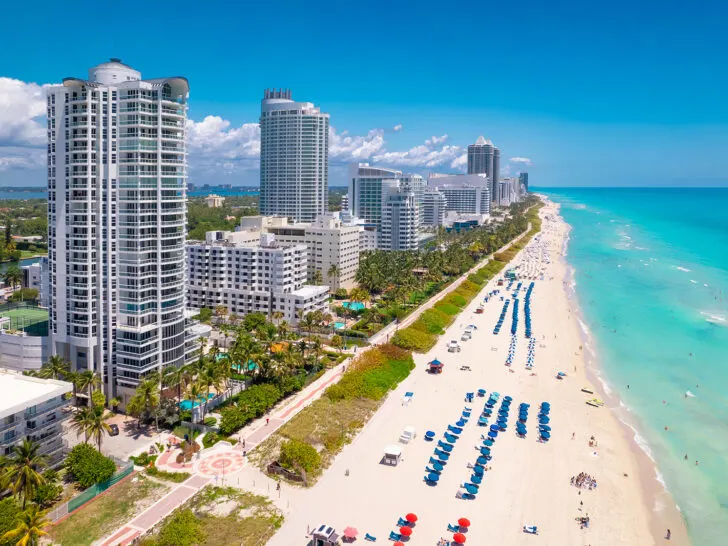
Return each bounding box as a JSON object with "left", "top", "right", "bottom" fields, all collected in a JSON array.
[{"left": 666, "top": 529, "right": 671, "bottom": 539}]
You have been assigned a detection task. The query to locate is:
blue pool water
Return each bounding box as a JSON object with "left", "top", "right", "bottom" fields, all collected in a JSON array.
[
  {"left": 342, "top": 301, "right": 365, "bottom": 311},
  {"left": 179, "top": 393, "right": 214, "bottom": 410},
  {"left": 334, "top": 322, "right": 345, "bottom": 330},
  {"left": 543, "top": 187, "right": 728, "bottom": 545}
]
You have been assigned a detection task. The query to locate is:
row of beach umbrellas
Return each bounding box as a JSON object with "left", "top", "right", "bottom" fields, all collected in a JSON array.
[
  {"left": 538, "top": 402, "right": 551, "bottom": 442},
  {"left": 524, "top": 282, "right": 535, "bottom": 338},
  {"left": 493, "top": 299, "right": 511, "bottom": 335},
  {"left": 525, "top": 337, "right": 536, "bottom": 369},
  {"left": 505, "top": 334, "right": 518, "bottom": 366},
  {"left": 511, "top": 281, "right": 523, "bottom": 300},
  {"left": 516, "top": 402, "right": 530, "bottom": 437},
  {"left": 425, "top": 406, "right": 472, "bottom": 485},
  {"left": 511, "top": 297, "right": 520, "bottom": 335}
]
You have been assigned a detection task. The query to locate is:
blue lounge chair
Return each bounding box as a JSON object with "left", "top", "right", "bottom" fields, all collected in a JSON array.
[
  {"left": 389, "top": 531, "right": 401, "bottom": 541},
  {"left": 447, "top": 425, "right": 463, "bottom": 434},
  {"left": 523, "top": 525, "right": 538, "bottom": 534},
  {"left": 447, "top": 523, "right": 459, "bottom": 532},
  {"left": 397, "top": 517, "right": 408, "bottom": 527},
  {"left": 365, "top": 532, "right": 377, "bottom": 541},
  {"left": 425, "top": 466, "right": 441, "bottom": 475}
]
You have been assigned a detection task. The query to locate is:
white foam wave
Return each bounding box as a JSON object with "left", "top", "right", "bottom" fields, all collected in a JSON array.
[
  {"left": 674, "top": 266, "right": 691, "bottom": 273},
  {"left": 685, "top": 390, "right": 696, "bottom": 398},
  {"left": 701, "top": 311, "right": 727, "bottom": 325},
  {"left": 690, "top": 279, "right": 697, "bottom": 284}
]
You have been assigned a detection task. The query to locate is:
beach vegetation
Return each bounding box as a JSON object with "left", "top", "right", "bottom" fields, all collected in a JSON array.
[
  {"left": 279, "top": 439, "right": 321, "bottom": 474},
  {"left": 64, "top": 443, "right": 116, "bottom": 489}
]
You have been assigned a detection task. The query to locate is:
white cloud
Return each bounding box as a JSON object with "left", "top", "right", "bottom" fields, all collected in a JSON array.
[
  {"left": 0, "top": 78, "right": 48, "bottom": 147},
  {"left": 329, "top": 127, "right": 385, "bottom": 163},
  {"left": 510, "top": 156, "right": 532, "bottom": 166},
  {"left": 451, "top": 153, "right": 467, "bottom": 171},
  {"left": 0, "top": 147, "right": 46, "bottom": 172},
  {"left": 392, "top": 124, "right": 403, "bottom": 132}
]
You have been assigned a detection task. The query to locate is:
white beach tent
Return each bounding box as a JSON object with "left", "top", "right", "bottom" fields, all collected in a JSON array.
[{"left": 383, "top": 444, "right": 403, "bottom": 466}]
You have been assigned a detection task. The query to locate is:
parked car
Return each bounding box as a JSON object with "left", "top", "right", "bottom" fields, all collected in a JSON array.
[
  {"left": 461, "top": 331, "right": 472, "bottom": 342},
  {"left": 109, "top": 424, "right": 120, "bottom": 436},
  {"left": 448, "top": 340, "right": 461, "bottom": 352}
]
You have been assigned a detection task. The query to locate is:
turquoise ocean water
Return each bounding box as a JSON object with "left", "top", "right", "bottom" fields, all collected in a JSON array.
[{"left": 542, "top": 188, "right": 728, "bottom": 545}]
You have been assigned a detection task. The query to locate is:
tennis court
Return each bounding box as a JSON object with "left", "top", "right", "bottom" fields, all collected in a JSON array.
[{"left": 0, "top": 303, "right": 49, "bottom": 336}]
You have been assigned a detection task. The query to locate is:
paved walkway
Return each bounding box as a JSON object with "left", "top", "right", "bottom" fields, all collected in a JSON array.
[{"left": 94, "top": 223, "right": 531, "bottom": 545}]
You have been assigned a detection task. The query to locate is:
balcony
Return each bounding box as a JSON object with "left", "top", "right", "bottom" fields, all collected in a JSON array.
[{"left": 25, "top": 398, "right": 69, "bottom": 421}]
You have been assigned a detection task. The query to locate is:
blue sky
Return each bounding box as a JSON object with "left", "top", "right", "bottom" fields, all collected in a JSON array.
[{"left": 1, "top": 0, "right": 727, "bottom": 187}]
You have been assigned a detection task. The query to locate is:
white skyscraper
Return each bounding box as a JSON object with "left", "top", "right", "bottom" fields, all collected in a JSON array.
[
  {"left": 259, "top": 89, "right": 329, "bottom": 222},
  {"left": 46, "top": 59, "right": 194, "bottom": 402},
  {"left": 381, "top": 191, "right": 419, "bottom": 251},
  {"left": 428, "top": 173, "right": 491, "bottom": 216},
  {"left": 422, "top": 188, "right": 448, "bottom": 226}
]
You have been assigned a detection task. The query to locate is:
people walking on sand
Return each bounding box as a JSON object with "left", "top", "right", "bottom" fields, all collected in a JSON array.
[{"left": 666, "top": 529, "right": 671, "bottom": 539}]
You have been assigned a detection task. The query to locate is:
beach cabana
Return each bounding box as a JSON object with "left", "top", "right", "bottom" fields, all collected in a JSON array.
[
  {"left": 382, "top": 444, "right": 403, "bottom": 466},
  {"left": 428, "top": 358, "right": 444, "bottom": 374},
  {"left": 311, "top": 524, "right": 340, "bottom": 546}
]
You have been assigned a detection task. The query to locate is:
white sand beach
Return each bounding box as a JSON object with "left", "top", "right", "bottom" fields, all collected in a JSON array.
[{"left": 265, "top": 201, "right": 689, "bottom": 546}]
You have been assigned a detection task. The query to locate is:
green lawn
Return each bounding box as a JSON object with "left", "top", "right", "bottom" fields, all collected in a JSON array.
[{"left": 50, "top": 475, "right": 169, "bottom": 546}]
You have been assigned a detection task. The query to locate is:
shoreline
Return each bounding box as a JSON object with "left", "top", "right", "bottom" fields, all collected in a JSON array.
[{"left": 552, "top": 197, "right": 690, "bottom": 545}]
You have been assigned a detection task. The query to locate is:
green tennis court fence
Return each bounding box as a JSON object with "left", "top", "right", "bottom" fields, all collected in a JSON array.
[{"left": 48, "top": 461, "right": 134, "bottom": 522}]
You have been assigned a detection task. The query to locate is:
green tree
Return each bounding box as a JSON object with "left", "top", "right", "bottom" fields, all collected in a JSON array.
[
  {"left": 3, "top": 266, "right": 21, "bottom": 291},
  {"left": 327, "top": 263, "right": 339, "bottom": 289},
  {"left": 0, "top": 505, "right": 50, "bottom": 546},
  {"left": 0, "top": 439, "right": 47, "bottom": 509},
  {"left": 37, "top": 355, "right": 69, "bottom": 381},
  {"left": 69, "top": 407, "right": 95, "bottom": 443},
  {"left": 128, "top": 377, "right": 161, "bottom": 430},
  {"left": 64, "top": 443, "right": 115, "bottom": 488},
  {"left": 86, "top": 405, "right": 112, "bottom": 452}
]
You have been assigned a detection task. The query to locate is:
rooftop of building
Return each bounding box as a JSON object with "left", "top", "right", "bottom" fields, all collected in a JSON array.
[
  {"left": 0, "top": 303, "right": 49, "bottom": 337},
  {"left": 0, "top": 370, "right": 72, "bottom": 419},
  {"left": 292, "top": 285, "right": 330, "bottom": 298}
]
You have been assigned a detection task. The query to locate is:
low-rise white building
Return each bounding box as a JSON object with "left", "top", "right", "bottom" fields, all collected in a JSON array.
[
  {"left": 428, "top": 173, "right": 491, "bottom": 217},
  {"left": 186, "top": 233, "right": 328, "bottom": 323},
  {"left": 204, "top": 194, "right": 225, "bottom": 208},
  {"left": 21, "top": 257, "right": 48, "bottom": 307},
  {"left": 0, "top": 370, "right": 71, "bottom": 466}
]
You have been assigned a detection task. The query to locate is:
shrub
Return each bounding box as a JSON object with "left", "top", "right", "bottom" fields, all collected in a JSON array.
[
  {"left": 155, "top": 508, "right": 205, "bottom": 546},
  {"left": 65, "top": 443, "right": 116, "bottom": 488},
  {"left": 146, "top": 466, "right": 191, "bottom": 483},
  {"left": 279, "top": 439, "right": 321, "bottom": 474},
  {"left": 391, "top": 327, "right": 436, "bottom": 352},
  {"left": 219, "top": 383, "right": 283, "bottom": 435},
  {"left": 0, "top": 498, "right": 21, "bottom": 546},
  {"left": 411, "top": 308, "right": 452, "bottom": 334},
  {"left": 203, "top": 416, "right": 217, "bottom": 427},
  {"left": 130, "top": 451, "right": 158, "bottom": 467},
  {"left": 435, "top": 302, "right": 460, "bottom": 315},
  {"left": 445, "top": 293, "right": 468, "bottom": 308},
  {"left": 334, "top": 288, "right": 349, "bottom": 299},
  {"left": 178, "top": 409, "right": 192, "bottom": 422},
  {"left": 202, "top": 431, "right": 238, "bottom": 449}
]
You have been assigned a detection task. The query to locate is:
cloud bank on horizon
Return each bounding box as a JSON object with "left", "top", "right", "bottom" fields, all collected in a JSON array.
[{"left": 0, "top": 77, "right": 532, "bottom": 186}]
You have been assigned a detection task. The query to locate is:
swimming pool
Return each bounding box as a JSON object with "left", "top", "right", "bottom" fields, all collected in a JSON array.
[
  {"left": 334, "top": 321, "right": 346, "bottom": 330},
  {"left": 179, "top": 393, "right": 214, "bottom": 410},
  {"left": 342, "top": 301, "right": 365, "bottom": 311}
]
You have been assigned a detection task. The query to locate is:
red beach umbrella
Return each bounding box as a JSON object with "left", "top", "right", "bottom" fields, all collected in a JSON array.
[
  {"left": 458, "top": 517, "right": 471, "bottom": 528},
  {"left": 394, "top": 543, "right": 404, "bottom": 546},
  {"left": 343, "top": 527, "right": 358, "bottom": 538},
  {"left": 399, "top": 526, "right": 413, "bottom": 536},
  {"left": 406, "top": 513, "right": 418, "bottom": 523},
  {"left": 453, "top": 532, "right": 467, "bottom": 544}
]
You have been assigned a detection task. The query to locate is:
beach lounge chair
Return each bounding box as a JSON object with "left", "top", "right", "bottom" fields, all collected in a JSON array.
[
  {"left": 397, "top": 517, "right": 408, "bottom": 527},
  {"left": 523, "top": 525, "right": 538, "bottom": 534},
  {"left": 389, "top": 531, "right": 402, "bottom": 541},
  {"left": 464, "top": 406, "right": 472, "bottom": 411},
  {"left": 425, "top": 466, "right": 441, "bottom": 475},
  {"left": 447, "top": 523, "right": 459, "bottom": 533},
  {"left": 365, "top": 532, "right": 377, "bottom": 541},
  {"left": 447, "top": 425, "right": 463, "bottom": 434}
]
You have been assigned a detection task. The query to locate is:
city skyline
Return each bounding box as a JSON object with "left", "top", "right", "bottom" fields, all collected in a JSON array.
[{"left": 2, "top": 0, "right": 728, "bottom": 188}]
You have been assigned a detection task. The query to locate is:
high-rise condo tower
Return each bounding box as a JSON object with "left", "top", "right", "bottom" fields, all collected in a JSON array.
[{"left": 259, "top": 89, "right": 329, "bottom": 222}]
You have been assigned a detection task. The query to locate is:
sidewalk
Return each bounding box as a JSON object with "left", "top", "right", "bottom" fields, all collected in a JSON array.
[{"left": 94, "top": 223, "right": 531, "bottom": 545}]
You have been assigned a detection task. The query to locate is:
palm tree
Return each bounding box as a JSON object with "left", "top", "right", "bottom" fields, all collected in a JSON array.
[
  {"left": 0, "top": 439, "right": 47, "bottom": 509},
  {"left": 271, "top": 311, "right": 284, "bottom": 326},
  {"left": 163, "top": 365, "right": 190, "bottom": 408},
  {"left": 300, "top": 313, "right": 316, "bottom": 343},
  {"left": 70, "top": 407, "right": 94, "bottom": 443},
  {"left": 87, "top": 405, "right": 113, "bottom": 453},
  {"left": 327, "top": 264, "right": 339, "bottom": 289},
  {"left": 38, "top": 355, "right": 69, "bottom": 381},
  {"left": 76, "top": 370, "right": 100, "bottom": 401},
  {"left": 3, "top": 265, "right": 22, "bottom": 291},
  {"left": 1, "top": 504, "right": 51, "bottom": 546},
  {"left": 129, "top": 377, "right": 160, "bottom": 430}
]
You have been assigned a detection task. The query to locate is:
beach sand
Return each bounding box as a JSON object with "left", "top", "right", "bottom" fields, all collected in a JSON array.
[{"left": 264, "top": 200, "right": 689, "bottom": 546}]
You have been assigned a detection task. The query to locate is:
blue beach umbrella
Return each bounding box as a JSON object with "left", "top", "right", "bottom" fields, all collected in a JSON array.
[
  {"left": 490, "top": 425, "right": 500, "bottom": 432},
  {"left": 465, "top": 484, "right": 479, "bottom": 494},
  {"left": 539, "top": 416, "right": 550, "bottom": 424},
  {"left": 539, "top": 424, "right": 551, "bottom": 431},
  {"left": 473, "top": 464, "right": 485, "bottom": 475},
  {"left": 476, "top": 456, "right": 487, "bottom": 466},
  {"left": 484, "top": 438, "right": 494, "bottom": 446},
  {"left": 456, "top": 419, "right": 466, "bottom": 427},
  {"left": 427, "top": 472, "right": 440, "bottom": 482},
  {"left": 425, "top": 431, "right": 436, "bottom": 440},
  {"left": 436, "top": 451, "right": 450, "bottom": 461},
  {"left": 487, "top": 430, "right": 498, "bottom": 439},
  {"left": 433, "top": 461, "right": 444, "bottom": 472},
  {"left": 471, "top": 474, "right": 483, "bottom": 484}
]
